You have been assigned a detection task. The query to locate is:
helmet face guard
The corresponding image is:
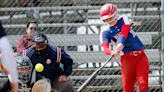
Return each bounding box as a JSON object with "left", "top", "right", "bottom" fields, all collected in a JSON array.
[{"left": 16, "top": 56, "right": 33, "bottom": 83}]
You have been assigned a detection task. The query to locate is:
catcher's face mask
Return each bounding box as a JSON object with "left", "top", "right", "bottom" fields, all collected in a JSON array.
[{"left": 16, "top": 56, "right": 33, "bottom": 83}]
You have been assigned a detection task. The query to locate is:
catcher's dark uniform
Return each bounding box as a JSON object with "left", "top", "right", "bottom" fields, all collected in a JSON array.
[
  {"left": 25, "top": 33, "right": 75, "bottom": 92},
  {"left": 26, "top": 45, "right": 73, "bottom": 81},
  {"left": 0, "top": 70, "right": 42, "bottom": 92}
]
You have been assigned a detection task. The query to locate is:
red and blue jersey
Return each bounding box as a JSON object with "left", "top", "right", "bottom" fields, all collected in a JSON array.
[{"left": 100, "top": 15, "right": 144, "bottom": 53}]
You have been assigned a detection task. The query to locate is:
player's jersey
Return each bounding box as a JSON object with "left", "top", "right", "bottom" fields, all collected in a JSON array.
[
  {"left": 0, "top": 23, "right": 6, "bottom": 74},
  {"left": 0, "top": 22, "right": 7, "bottom": 74},
  {"left": 100, "top": 15, "right": 144, "bottom": 53}
]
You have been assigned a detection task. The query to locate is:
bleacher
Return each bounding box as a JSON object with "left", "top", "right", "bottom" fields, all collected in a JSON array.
[{"left": 0, "top": 0, "right": 162, "bottom": 91}]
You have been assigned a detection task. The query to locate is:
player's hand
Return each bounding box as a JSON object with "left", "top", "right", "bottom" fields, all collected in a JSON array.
[
  {"left": 111, "top": 50, "right": 120, "bottom": 57},
  {"left": 10, "top": 82, "right": 18, "bottom": 92},
  {"left": 58, "top": 75, "right": 69, "bottom": 82}
]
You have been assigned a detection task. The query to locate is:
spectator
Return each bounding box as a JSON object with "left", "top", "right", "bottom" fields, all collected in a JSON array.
[
  {"left": 17, "top": 20, "right": 38, "bottom": 55},
  {"left": 24, "top": 33, "right": 75, "bottom": 92},
  {"left": 0, "top": 22, "right": 18, "bottom": 92}
]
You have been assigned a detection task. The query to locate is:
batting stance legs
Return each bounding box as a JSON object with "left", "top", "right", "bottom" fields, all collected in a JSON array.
[{"left": 120, "top": 50, "right": 149, "bottom": 92}]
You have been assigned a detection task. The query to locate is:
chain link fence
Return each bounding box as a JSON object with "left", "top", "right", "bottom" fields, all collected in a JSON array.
[{"left": 0, "top": 0, "right": 162, "bottom": 92}]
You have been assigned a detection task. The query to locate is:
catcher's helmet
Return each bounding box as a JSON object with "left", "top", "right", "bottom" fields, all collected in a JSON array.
[
  {"left": 16, "top": 56, "right": 33, "bottom": 83},
  {"left": 100, "top": 3, "right": 117, "bottom": 20}
]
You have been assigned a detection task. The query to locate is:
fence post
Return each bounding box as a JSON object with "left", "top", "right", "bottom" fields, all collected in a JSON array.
[{"left": 161, "top": 0, "right": 164, "bottom": 92}]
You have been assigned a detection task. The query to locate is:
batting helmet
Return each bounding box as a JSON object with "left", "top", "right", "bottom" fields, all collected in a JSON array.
[{"left": 100, "top": 3, "right": 117, "bottom": 20}]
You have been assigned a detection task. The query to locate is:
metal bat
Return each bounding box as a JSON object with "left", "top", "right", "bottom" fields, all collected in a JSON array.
[{"left": 77, "top": 56, "right": 113, "bottom": 92}]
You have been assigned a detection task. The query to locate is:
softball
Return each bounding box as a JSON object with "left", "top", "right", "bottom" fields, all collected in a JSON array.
[{"left": 35, "top": 63, "right": 44, "bottom": 72}]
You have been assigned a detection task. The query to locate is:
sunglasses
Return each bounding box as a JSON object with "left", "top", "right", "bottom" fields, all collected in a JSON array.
[{"left": 29, "top": 27, "right": 37, "bottom": 30}]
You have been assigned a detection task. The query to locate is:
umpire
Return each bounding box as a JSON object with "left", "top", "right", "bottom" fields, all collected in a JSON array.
[{"left": 23, "top": 32, "right": 75, "bottom": 92}]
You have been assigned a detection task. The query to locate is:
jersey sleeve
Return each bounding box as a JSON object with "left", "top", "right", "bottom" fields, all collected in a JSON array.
[
  {"left": 117, "top": 16, "right": 131, "bottom": 44},
  {"left": 60, "top": 48, "right": 73, "bottom": 76},
  {"left": 122, "top": 15, "right": 131, "bottom": 25},
  {"left": 100, "top": 30, "right": 111, "bottom": 45}
]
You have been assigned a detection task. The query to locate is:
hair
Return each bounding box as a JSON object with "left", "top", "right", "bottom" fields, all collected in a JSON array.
[{"left": 26, "top": 20, "right": 38, "bottom": 28}]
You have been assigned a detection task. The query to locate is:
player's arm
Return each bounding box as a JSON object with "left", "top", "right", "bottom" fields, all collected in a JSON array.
[
  {"left": 100, "top": 30, "right": 112, "bottom": 55},
  {"left": 0, "top": 38, "right": 19, "bottom": 92},
  {"left": 0, "top": 37, "right": 18, "bottom": 83},
  {"left": 101, "top": 42, "right": 112, "bottom": 55},
  {"left": 0, "top": 23, "right": 18, "bottom": 92},
  {"left": 60, "top": 48, "right": 73, "bottom": 76}
]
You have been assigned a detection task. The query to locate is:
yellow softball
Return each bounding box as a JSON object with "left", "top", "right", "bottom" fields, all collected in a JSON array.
[{"left": 35, "top": 63, "right": 44, "bottom": 72}]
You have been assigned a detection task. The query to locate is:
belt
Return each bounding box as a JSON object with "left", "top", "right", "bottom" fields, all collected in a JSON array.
[{"left": 126, "top": 49, "right": 144, "bottom": 56}]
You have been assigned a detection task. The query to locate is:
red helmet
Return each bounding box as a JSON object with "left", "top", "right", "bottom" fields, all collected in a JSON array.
[{"left": 100, "top": 3, "right": 117, "bottom": 20}]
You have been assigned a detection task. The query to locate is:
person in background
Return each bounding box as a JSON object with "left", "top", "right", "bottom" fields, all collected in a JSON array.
[
  {"left": 99, "top": 3, "right": 150, "bottom": 92},
  {"left": 24, "top": 32, "right": 75, "bottom": 92},
  {"left": 0, "top": 21, "right": 18, "bottom": 92},
  {"left": 17, "top": 20, "right": 38, "bottom": 55}
]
